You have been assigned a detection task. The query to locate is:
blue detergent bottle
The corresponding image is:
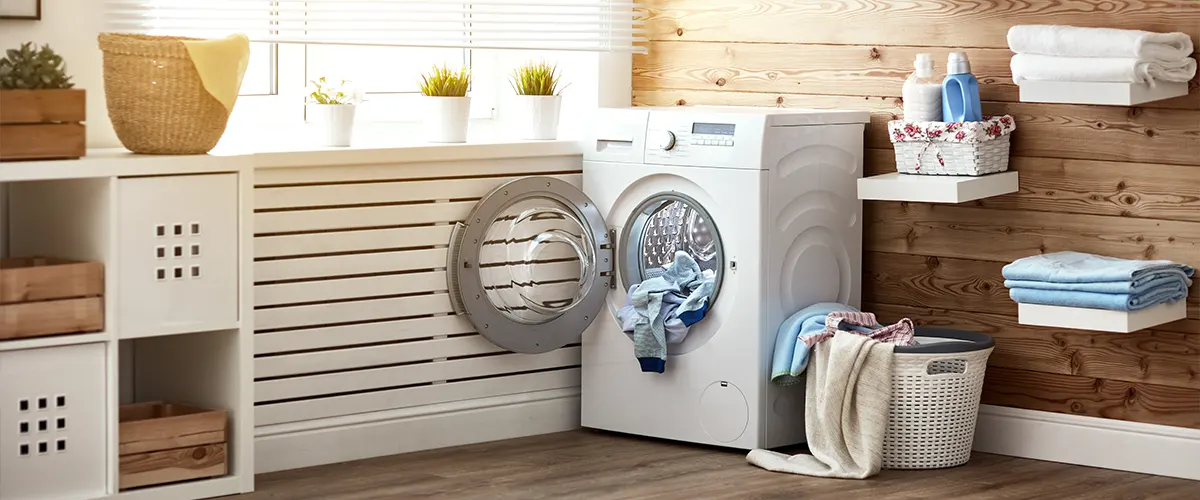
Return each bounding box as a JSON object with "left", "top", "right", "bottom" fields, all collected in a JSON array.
[{"left": 942, "top": 51, "right": 982, "bottom": 122}]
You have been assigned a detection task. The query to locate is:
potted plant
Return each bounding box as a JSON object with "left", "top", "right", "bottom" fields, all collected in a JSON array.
[
  {"left": 419, "top": 64, "right": 471, "bottom": 143},
  {"left": 307, "top": 77, "right": 362, "bottom": 147},
  {"left": 510, "top": 60, "right": 564, "bottom": 140},
  {"left": 0, "top": 42, "right": 85, "bottom": 161}
]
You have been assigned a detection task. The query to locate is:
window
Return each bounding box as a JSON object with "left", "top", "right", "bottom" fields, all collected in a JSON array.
[
  {"left": 108, "top": 1, "right": 646, "bottom": 125},
  {"left": 236, "top": 43, "right": 492, "bottom": 124}
]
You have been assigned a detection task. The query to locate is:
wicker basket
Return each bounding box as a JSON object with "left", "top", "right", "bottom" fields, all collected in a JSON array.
[
  {"left": 889, "top": 115, "right": 1016, "bottom": 176},
  {"left": 883, "top": 328, "right": 995, "bottom": 469},
  {"left": 98, "top": 34, "right": 231, "bottom": 155}
]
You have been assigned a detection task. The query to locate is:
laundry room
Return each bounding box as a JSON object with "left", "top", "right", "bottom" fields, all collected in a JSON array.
[{"left": 0, "top": 1, "right": 1197, "bottom": 499}]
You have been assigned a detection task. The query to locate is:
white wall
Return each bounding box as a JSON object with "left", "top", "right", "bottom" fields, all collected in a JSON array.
[{"left": 1, "top": 0, "right": 121, "bottom": 148}]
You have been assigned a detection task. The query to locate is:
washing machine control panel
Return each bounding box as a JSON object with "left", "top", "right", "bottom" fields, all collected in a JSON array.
[{"left": 644, "top": 112, "right": 765, "bottom": 169}]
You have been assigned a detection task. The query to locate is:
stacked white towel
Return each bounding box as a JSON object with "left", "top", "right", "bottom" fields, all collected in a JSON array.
[{"left": 1007, "top": 25, "right": 1197, "bottom": 85}]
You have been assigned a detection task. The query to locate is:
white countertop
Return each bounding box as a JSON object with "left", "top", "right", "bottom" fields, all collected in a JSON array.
[{"left": 0, "top": 138, "right": 584, "bottom": 183}]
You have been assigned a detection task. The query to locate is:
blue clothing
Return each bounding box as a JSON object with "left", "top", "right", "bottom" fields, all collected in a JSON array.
[
  {"left": 770, "top": 302, "right": 878, "bottom": 386},
  {"left": 1009, "top": 283, "right": 1187, "bottom": 312},
  {"left": 1002, "top": 251, "right": 1194, "bottom": 286},
  {"left": 627, "top": 252, "right": 714, "bottom": 373},
  {"left": 1004, "top": 270, "right": 1191, "bottom": 295}
]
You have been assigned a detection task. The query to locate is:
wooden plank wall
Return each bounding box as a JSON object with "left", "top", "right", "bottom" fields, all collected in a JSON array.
[{"left": 634, "top": 1, "right": 1200, "bottom": 429}]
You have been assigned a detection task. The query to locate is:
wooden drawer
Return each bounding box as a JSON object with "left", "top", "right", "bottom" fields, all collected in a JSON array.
[
  {"left": 0, "top": 257, "right": 104, "bottom": 340},
  {"left": 118, "top": 402, "right": 228, "bottom": 490}
]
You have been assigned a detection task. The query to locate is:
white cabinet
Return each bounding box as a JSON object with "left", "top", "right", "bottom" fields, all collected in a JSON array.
[
  {"left": 117, "top": 174, "right": 240, "bottom": 338},
  {"left": 0, "top": 343, "right": 108, "bottom": 500}
]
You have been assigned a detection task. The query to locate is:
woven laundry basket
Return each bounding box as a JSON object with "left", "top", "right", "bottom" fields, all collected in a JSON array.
[
  {"left": 98, "top": 33, "right": 233, "bottom": 155},
  {"left": 888, "top": 115, "right": 1016, "bottom": 176},
  {"left": 883, "top": 327, "right": 994, "bottom": 470}
]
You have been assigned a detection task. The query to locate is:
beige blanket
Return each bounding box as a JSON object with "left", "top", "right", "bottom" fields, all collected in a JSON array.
[{"left": 746, "top": 331, "right": 895, "bottom": 478}]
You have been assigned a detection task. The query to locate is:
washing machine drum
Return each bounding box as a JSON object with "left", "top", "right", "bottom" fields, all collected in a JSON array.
[{"left": 447, "top": 176, "right": 724, "bottom": 355}]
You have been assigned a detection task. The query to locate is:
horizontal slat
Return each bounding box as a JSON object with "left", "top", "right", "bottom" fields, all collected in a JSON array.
[
  {"left": 869, "top": 303, "right": 1200, "bottom": 390},
  {"left": 255, "top": 315, "right": 475, "bottom": 355},
  {"left": 643, "top": 0, "right": 1200, "bottom": 48},
  {"left": 255, "top": 346, "right": 581, "bottom": 402},
  {"left": 255, "top": 294, "right": 454, "bottom": 330},
  {"left": 256, "top": 201, "right": 476, "bottom": 234},
  {"left": 256, "top": 248, "right": 446, "bottom": 282},
  {"left": 633, "top": 89, "right": 1200, "bottom": 166},
  {"left": 255, "top": 157, "right": 580, "bottom": 185},
  {"left": 256, "top": 335, "right": 505, "bottom": 378},
  {"left": 863, "top": 252, "right": 1011, "bottom": 316},
  {"left": 865, "top": 150, "right": 1200, "bottom": 223},
  {"left": 983, "top": 366, "right": 1200, "bottom": 429},
  {"left": 255, "top": 226, "right": 455, "bottom": 259},
  {"left": 256, "top": 368, "right": 581, "bottom": 426},
  {"left": 256, "top": 271, "right": 448, "bottom": 307},
  {"left": 256, "top": 174, "right": 582, "bottom": 210}
]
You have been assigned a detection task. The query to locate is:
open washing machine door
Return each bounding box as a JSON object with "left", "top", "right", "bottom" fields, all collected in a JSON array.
[{"left": 448, "top": 176, "right": 613, "bottom": 354}]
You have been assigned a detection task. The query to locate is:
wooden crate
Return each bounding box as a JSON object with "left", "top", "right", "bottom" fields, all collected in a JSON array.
[
  {"left": 0, "top": 257, "right": 104, "bottom": 340},
  {"left": 0, "top": 89, "right": 86, "bottom": 161},
  {"left": 118, "top": 402, "right": 228, "bottom": 490}
]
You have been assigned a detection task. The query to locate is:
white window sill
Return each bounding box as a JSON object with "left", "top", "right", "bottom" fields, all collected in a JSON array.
[{"left": 1, "top": 123, "right": 584, "bottom": 183}]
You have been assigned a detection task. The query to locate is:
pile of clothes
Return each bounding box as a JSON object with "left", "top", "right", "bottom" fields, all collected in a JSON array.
[
  {"left": 616, "top": 251, "right": 714, "bottom": 373},
  {"left": 1003, "top": 251, "right": 1194, "bottom": 311},
  {"left": 751, "top": 305, "right": 916, "bottom": 479},
  {"left": 1008, "top": 25, "right": 1196, "bottom": 86}
]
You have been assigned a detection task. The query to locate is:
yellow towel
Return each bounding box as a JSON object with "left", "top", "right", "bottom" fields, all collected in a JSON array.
[{"left": 180, "top": 34, "right": 251, "bottom": 114}]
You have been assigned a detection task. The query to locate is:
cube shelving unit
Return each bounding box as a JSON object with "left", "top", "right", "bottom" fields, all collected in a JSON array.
[{"left": 0, "top": 151, "right": 255, "bottom": 500}]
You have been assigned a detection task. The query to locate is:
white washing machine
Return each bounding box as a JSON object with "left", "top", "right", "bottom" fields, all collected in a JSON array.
[{"left": 446, "top": 106, "right": 867, "bottom": 450}]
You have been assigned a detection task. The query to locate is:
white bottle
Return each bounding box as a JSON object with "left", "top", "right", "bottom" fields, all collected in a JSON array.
[{"left": 903, "top": 53, "right": 943, "bottom": 122}]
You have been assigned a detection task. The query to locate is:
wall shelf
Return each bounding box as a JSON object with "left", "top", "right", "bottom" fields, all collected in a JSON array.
[
  {"left": 1018, "top": 81, "right": 1188, "bottom": 106},
  {"left": 1018, "top": 301, "right": 1187, "bottom": 333},
  {"left": 857, "top": 171, "right": 1019, "bottom": 203}
]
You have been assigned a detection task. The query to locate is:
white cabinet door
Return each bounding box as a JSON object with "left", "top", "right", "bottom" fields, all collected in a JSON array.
[
  {"left": 118, "top": 174, "right": 239, "bottom": 338},
  {"left": 0, "top": 343, "right": 108, "bottom": 500}
]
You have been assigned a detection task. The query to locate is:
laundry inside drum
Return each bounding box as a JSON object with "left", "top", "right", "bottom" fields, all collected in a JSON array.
[{"left": 478, "top": 196, "right": 595, "bottom": 325}]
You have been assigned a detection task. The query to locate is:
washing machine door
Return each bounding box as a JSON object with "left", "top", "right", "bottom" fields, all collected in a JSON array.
[{"left": 448, "top": 176, "right": 613, "bottom": 354}]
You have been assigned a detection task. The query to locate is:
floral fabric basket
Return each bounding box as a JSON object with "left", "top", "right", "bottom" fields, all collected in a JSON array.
[{"left": 888, "top": 115, "right": 1016, "bottom": 176}]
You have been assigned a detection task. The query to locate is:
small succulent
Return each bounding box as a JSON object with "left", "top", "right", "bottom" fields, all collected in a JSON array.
[
  {"left": 0, "top": 42, "right": 75, "bottom": 90},
  {"left": 419, "top": 64, "right": 471, "bottom": 97},
  {"left": 511, "top": 60, "right": 564, "bottom": 96},
  {"left": 307, "top": 77, "right": 361, "bottom": 105}
]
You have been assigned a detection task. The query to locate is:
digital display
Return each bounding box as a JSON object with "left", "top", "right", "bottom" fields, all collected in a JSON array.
[{"left": 692, "top": 122, "right": 736, "bottom": 136}]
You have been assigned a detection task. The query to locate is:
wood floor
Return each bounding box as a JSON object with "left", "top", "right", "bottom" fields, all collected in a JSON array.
[{"left": 240, "top": 431, "right": 1199, "bottom": 499}]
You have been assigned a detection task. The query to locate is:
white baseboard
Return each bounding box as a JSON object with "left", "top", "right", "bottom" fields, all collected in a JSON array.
[
  {"left": 973, "top": 404, "right": 1200, "bottom": 480},
  {"left": 255, "top": 388, "right": 581, "bottom": 473}
]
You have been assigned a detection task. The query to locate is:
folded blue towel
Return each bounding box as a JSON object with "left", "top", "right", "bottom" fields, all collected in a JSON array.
[
  {"left": 1005, "top": 270, "right": 1192, "bottom": 294},
  {"left": 1009, "top": 282, "right": 1188, "bottom": 311},
  {"left": 1002, "top": 251, "right": 1194, "bottom": 286},
  {"left": 770, "top": 302, "right": 878, "bottom": 386}
]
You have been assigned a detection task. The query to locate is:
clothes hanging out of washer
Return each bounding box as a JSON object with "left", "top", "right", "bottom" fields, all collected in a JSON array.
[{"left": 617, "top": 251, "right": 716, "bottom": 373}]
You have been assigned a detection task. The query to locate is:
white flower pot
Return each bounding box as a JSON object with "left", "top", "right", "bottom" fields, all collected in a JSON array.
[
  {"left": 308, "top": 103, "right": 357, "bottom": 147},
  {"left": 514, "top": 95, "right": 562, "bottom": 140},
  {"left": 424, "top": 96, "right": 471, "bottom": 143}
]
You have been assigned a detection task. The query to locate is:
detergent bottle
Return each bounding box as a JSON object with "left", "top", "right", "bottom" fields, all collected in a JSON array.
[{"left": 942, "top": 51, "right": 982, "bottom": 122}]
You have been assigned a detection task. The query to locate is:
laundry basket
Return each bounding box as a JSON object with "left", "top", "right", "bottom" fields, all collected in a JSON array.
[{"left": 883, "top": 327, "right": 994, "bottom": 469}]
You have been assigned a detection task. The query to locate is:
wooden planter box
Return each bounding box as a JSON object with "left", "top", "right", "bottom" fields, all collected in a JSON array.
[
  {"left": 0, "top": 88, "right": 86, "bottom": 161},
  {"left": 118, "top": 402, "right": 228, "bottom": 490},
  {"left": 0, "top": 257, "right": 104, "bottom": 340}
]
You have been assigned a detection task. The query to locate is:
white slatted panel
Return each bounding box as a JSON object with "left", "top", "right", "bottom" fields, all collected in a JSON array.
[
  {"left": 256, "top": 271, "right": 448, "bottom": 306},
  {"left": 256, "top": 368, "right": 581, "bottom": 426},
  {"left": 257, "top": 335, "right": 505, "bottom": 378},
  {"left": 256, "top": 201, "right": 476, "bottom": 234},
  {"left": 256, "top": 315, "right": 474, "bottom": 355},
  {"left": 256, "top": 347, "right": 581, "bottom": 402},
  {"left": 256, "top": 226, "right": 454, "bottom": 259},
  {"left": 253, "top": 159, "right": 583, "bottom": 427}
]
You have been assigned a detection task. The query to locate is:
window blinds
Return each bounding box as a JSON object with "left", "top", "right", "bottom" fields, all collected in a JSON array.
[{"left": 105, "top": 0, "right": 647, "bottom": 53}]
